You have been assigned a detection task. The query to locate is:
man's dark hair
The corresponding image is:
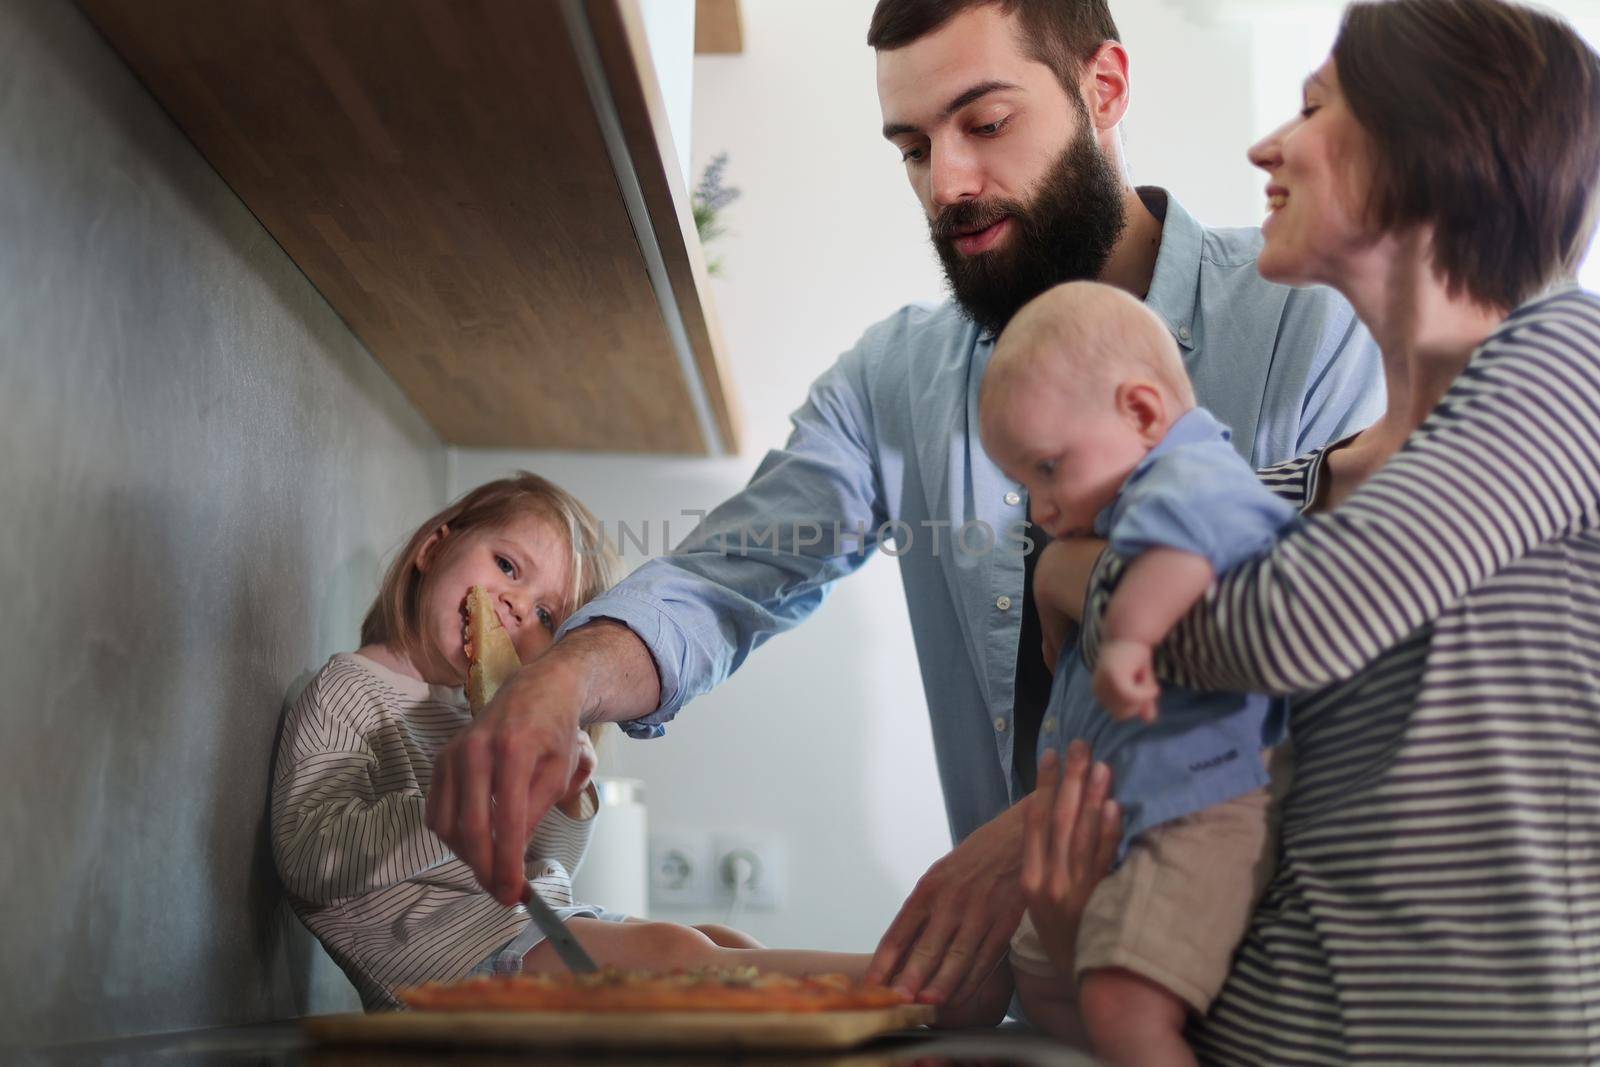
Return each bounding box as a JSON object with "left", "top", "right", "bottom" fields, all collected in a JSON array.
[
  {"left": 867, "top": 0, "right": 1120, "bottom": 92},
  {"left": 1335, "top": 0, "right": 1600, "bottom": 309}
]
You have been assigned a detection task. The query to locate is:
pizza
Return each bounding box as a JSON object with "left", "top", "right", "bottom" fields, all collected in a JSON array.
[
  {"left": 464, "top": 584, "right": 521, "bottom": 714},
  {"left": 397, "top": 967, "right": 912, "bottom": 1013}
]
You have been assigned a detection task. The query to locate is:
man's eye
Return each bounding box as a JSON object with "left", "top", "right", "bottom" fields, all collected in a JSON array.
[
  {"left": 901, "top": 145, "right": 926, "bottom": 164},
  {"left": 1300, "top": 104, "right": 1320, "bottom": 119},
  {"left": 496, "top": 555, "right": 515, "bottom": 577}
]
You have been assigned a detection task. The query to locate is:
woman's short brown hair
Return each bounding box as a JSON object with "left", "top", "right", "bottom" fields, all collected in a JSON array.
[
  {"left": 361, "top": 472, "right": 617, "bottom": 673},
  {"left": 1335, "top": 0, "right": 1600, "bottom": 310},
  {"left": 867, "top": 0, "right": 1119, "bottom": 94}
]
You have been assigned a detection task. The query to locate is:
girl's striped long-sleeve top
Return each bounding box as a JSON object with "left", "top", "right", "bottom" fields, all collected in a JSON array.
[
  {"left": 270, "top": 653, "right": 596, "bottom": 1010},
  {"left": 1082, "top": 287, "right": 1600, "bottom": 1065}
]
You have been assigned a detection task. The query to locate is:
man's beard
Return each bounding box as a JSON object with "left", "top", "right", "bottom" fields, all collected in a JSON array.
[{"left": 931, "top": 121, "right": 1128, "bottom": 335}]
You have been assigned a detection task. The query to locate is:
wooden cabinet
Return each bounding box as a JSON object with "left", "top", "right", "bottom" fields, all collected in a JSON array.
[{"left": 80, "top": 0, "right": 741, "bottom": 454}]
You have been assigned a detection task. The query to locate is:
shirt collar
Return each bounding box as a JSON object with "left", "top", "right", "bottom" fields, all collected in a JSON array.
[
  {"left": 972, "top": 188, "right": 1201, "bottom": 350},
  {"left": 1140, "top": 187, "right": 1201, "bottom": 352}
]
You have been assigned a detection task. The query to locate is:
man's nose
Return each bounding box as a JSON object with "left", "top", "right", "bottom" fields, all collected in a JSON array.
[{"left": 929, "top": 138, "right": 982, "bottom": 208}]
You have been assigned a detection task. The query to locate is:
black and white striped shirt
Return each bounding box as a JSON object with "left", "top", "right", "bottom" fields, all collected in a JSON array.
[
  {"left": 270, "top": 653, "right": 595, "bottom": 1010},
  {"left": 1084, "top": 287, "right": 1600, "bottom": 1064}
]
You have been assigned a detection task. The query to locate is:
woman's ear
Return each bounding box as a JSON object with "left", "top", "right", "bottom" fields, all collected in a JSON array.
[
  {"left": 1114, "top": 381, "right": 1167, "bottom": 445},
  {"left": 415, "top": 523, "right": 450, "bottom": 573}
]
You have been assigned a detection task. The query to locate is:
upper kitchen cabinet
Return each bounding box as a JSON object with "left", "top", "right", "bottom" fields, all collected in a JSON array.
[{"left": 80, "top": 0, "right": 741, "bottom": 454}]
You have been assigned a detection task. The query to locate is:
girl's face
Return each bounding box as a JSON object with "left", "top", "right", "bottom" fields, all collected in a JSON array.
[
  {"left": 412, "top": 512, "right": 571, "bottom": 686},
  {"left": 1249, "top": 56, "right": 1378, "bottom": 290}
]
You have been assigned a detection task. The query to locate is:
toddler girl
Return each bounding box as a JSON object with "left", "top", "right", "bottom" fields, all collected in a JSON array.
[{"left": 271, "top": 473, "right": 930, "bottom": 1013}]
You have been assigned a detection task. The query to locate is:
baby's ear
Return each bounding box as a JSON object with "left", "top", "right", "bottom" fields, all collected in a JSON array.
[
  {"left": 415, "top": 523, "right": 451, "bottom": 572},
  {"left": 1115, "top": 381, "right": 1168, "bottom": 443}
]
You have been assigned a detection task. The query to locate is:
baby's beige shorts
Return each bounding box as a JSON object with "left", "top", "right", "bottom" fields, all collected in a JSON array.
[{"left": 1009, "top": 746, "right": 1291, "bottom": 1013}]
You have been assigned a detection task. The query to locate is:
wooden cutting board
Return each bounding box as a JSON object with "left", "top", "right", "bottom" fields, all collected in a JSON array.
[{"left": 303, "top": 1004, "right": 936, "bottom": 1052}]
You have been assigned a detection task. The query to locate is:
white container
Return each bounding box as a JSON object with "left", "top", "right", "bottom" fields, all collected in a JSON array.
[{"left": 572, "top": 778, "right": 650, "bottom": 918}]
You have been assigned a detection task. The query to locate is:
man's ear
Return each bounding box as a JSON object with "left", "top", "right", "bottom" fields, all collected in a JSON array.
[
  {"left": 1114, "top": 381, "right": 1166, "bottom": 445},
  {"left": 1081, "top": 41, "right": 1131, "bottom": 132},
  {"left": 415, "top": 523, "right": 450, "bottom": 573}
]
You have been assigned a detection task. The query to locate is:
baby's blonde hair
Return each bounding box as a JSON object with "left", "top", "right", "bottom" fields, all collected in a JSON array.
[
  {"left": 361, "top": 472, "right": 619, "bottom": 738},
  {"left": 984, "top": 281, "right": 1195, "bottom": 416}
]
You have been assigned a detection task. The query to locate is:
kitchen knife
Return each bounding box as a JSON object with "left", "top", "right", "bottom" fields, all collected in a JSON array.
[{"left": 520, "top": 882, "right": 600, "bottom": 974}]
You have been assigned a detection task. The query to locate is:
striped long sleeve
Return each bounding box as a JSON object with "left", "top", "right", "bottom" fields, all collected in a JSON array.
[
  {"left": 271, "top": 671, "right": 454, "bottom": 905},
  {"left": 270, "top": 654, "right": 599, "bottom": 1009},
  {"left": 1084, "top": 289, "right": 1600, "bottom": 696}
]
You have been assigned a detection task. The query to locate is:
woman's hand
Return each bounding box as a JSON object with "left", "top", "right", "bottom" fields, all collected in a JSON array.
[
  {"left": 1019, "top": 742, "right": 1122, "bottom": 975},
  {"left": 556, "top": 729, "right": 597, "bottom": 818},
  {"left": 1033, "top": 539, "right": 1109, "bottom": 668}
]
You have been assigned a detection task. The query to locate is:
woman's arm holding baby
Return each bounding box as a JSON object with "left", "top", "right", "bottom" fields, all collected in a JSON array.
[
  {"left": 1085, "top": 293, "right": 1600, "bottom": 694},
  {"left": 1032, "top": 538, "right": 1113, "bottom": 666},
  {"left": 1095, "top": 548, "right": 1215, "bottom": 722}
]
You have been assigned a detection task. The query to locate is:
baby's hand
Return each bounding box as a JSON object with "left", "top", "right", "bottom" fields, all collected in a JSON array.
[
  {"left": 1093, "top": 639, "right": 1160, "bottom": 723},
  {"left": 556, "top": 729, "right": 597, "bottom": 818}
]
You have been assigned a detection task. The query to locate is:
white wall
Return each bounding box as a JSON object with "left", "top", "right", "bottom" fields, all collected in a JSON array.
[{"left": 450, "top": 0, "right": 1600, "bottom": 951}]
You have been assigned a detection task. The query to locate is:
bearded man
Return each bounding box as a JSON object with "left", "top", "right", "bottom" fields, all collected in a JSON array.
[{"left": 426, "top": 0, "right": 1384, "bottom": 1028}]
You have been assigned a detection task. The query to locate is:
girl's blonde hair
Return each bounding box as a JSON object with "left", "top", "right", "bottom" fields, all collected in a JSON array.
[{"left": 361, "top": 472, "right": 619, "bottom": 738}]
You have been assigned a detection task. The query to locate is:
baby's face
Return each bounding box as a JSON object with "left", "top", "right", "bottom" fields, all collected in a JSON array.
[{"left": 982, "top": 376, "right": 1153, "bottom": 538}]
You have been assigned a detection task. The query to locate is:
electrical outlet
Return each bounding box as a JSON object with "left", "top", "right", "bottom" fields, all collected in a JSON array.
[
  {"left": 713, "top": 835, "right": 784, "bottom": 911},
  {"left": 648, "top": 833, "right": 711, "bottom": 909}
]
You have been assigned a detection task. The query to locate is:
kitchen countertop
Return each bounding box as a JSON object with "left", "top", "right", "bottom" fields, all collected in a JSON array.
[{"left": 12, "top": 1020, "right": 1102, "bottom": 1067}]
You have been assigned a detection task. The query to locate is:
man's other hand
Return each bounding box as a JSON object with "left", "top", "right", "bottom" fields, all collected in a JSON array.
[{"left": 866, "top": 798, "right": 1029, "bottom": 1007}]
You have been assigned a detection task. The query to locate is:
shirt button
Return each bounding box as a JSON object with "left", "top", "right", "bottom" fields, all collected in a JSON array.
[
  {"left": 1178, "top": 325, "right": 1193, "bottom": 342},
  {"left": 1042, "top": 719, "right": 1057, "bottom": 735},
  {"left": 994, "top": 717, "right": 1007, "bottom": 733},
  {"left": 996, "top": 595, "right": 1012, "bottom": 611},
  {"left": 1004, "top": 490, "right": 1021, "bottom": 506}
]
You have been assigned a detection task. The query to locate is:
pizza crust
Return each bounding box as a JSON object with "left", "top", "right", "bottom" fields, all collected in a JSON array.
[{"left": 465, "top": 585, "right": 521, "bottom": 714}]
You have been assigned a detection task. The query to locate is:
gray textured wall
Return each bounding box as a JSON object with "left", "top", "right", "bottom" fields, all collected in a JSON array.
[{"left": 1, "top": 0, "right": 448, "bottom": 1045}]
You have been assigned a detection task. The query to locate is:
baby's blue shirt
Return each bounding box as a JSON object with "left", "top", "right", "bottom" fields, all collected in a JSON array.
[{"left": 1050, "top": 407, "right": 1298, "bottom": 850}]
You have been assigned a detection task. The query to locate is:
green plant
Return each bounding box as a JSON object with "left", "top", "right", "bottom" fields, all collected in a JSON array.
[{"left": 692, "top": 152, "right": 741, "bottom": 277}]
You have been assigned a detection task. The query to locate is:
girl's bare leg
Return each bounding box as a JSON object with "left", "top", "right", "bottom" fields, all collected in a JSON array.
[
  {"left": 521, "top": 918, "right": 866, "bottom": 976},
  {"left": 693, "top": 923, "right": 765, "bottom": 949}
]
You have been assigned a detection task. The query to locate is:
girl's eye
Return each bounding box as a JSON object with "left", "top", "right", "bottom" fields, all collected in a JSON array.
[
  {"left": 1036, "top": 459, "right": 1056, "bottom": 477},
  {"left": 495, "top": 555, "right": 516, "bottom": 578},
  {"left": 537, "top": 607, "right": 555, "bottom": 630}
]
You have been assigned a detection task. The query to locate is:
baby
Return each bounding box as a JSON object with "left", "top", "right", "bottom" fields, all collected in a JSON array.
[{"left": 979, "top": 282, "right": 1296, "bottom": 1066}]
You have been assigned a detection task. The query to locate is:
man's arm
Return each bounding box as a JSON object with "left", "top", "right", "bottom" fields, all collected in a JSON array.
[{"left": 428, "top": 343, "right": 890, "bottom": 904}]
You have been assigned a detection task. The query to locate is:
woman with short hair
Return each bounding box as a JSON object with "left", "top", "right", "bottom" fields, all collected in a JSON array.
[{"left": 1034, "top": 1, "right": 1600, "bottom": 1061}]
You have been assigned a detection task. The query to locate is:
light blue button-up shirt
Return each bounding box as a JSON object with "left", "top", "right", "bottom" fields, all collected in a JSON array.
[{"left": 559, "top": 190, "right": 1384, "bottom": 848}]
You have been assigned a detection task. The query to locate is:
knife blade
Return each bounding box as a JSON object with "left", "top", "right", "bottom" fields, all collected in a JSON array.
[{"left": 520, "top": 882, "right": 599, "bottom": 974}]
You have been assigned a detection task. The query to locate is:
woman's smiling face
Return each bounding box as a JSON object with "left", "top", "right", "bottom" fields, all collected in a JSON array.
[{"left": 1249, "top": 57, "right": 1378, "bottom": 291}]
